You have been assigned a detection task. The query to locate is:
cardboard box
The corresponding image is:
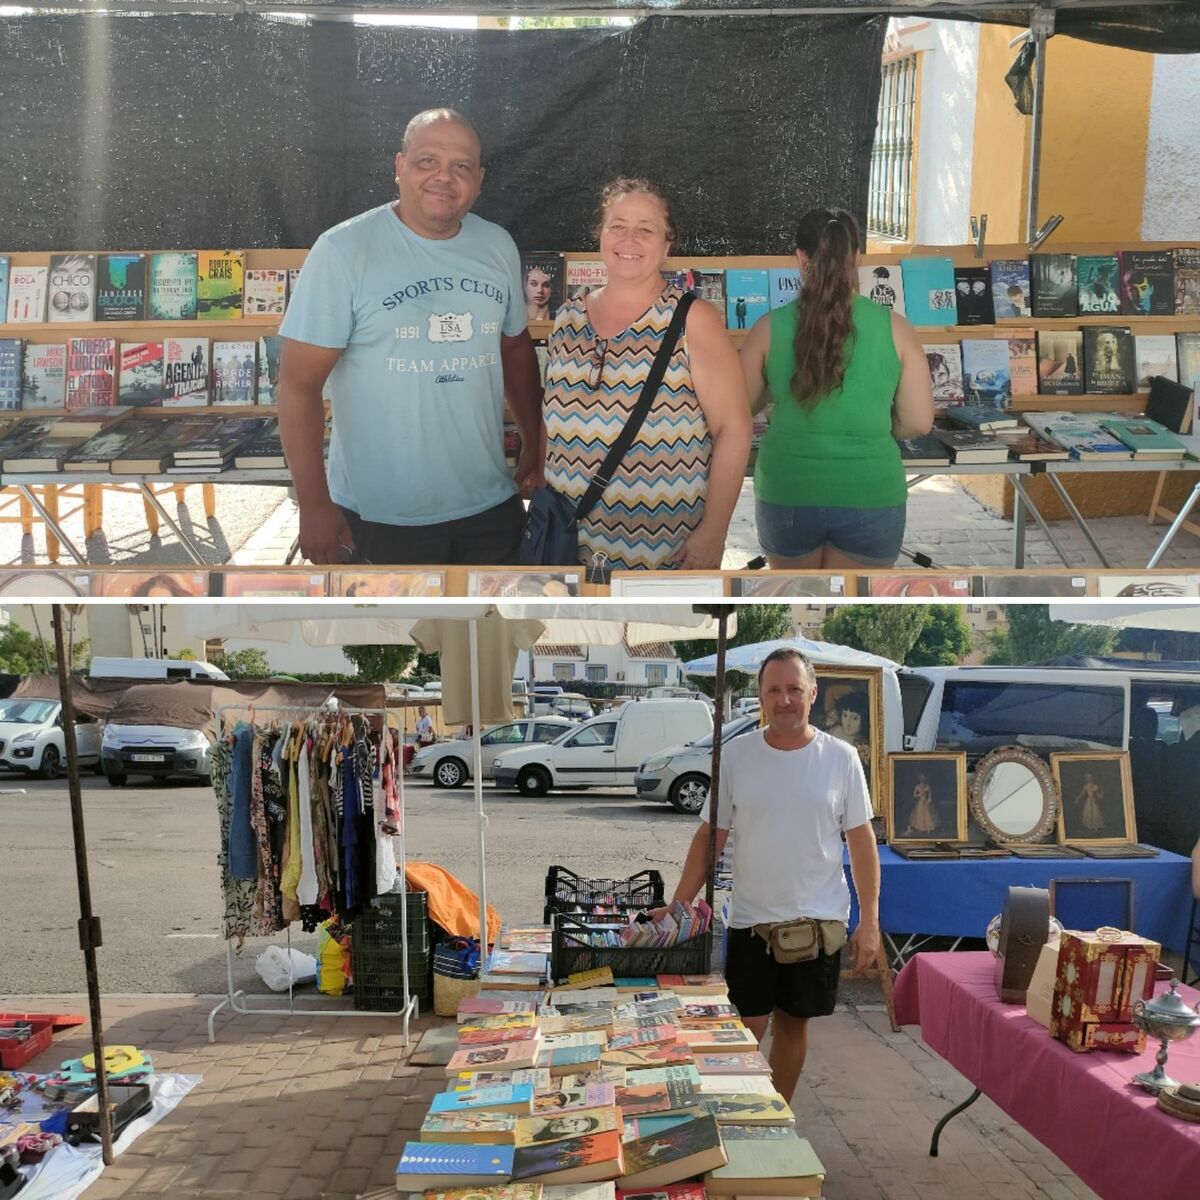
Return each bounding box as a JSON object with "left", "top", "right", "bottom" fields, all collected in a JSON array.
[{"left": 1025, "top": 942, "right": 1059, "bottom": 1029}]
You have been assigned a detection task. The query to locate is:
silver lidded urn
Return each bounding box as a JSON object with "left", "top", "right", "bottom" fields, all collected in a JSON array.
[{"left": 1131, "top": 979, "right": 1200, "bottom": 1094}]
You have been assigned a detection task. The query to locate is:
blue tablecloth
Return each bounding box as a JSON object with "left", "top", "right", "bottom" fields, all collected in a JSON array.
[{"left": 846, "top": 845, "right": 1193, "bottom": 951}]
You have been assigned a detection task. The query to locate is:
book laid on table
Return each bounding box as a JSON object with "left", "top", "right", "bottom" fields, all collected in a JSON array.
[
  {"left": 992, "top": 427, "right": 1070, "bottom": 462},
  {"left": 930, "top": 427, "right": 1011, "bottom": 465},
  {"left": 171, "top": 414, "right": 273, "bottom": 469},
  {"left": 538, "top": 1044, "right": 603, "bottom": 1078},
  {"left": 616, "top": 1183, "right": 705, "bottom": 1200},
  {"left": 695, "top": 1072, "right": 777, "bottom": 1095},
  {"left": 540, "top": 1032, "right": 608, "bottom": 1051},
  {"left": 423, "top": 1186, "right": 543, "bottom": 1200},
  {"left": 1021, "top": 411, "right": 1132, "bottom": 461},
  {"left": 530, "top": 1085, "right": 616, "bottom": 1116},
  {"left": 458, "top": 998, "right": 540, "bottom": 1021},
  {"left": 600, "top": 1043, "right": 693, "bottom": 1070},
  {"left": 614, "top": 1082, "right": 699, "bottom": 1119},
  {"left": 394, "top": 1142, "right": 515, "bottom": 1192},
  {"left": 233, "top": 418, "right": 285, "bottom": 469},
  {"left": 655, "top": 975, "right": 727, "bottom": 996},
  {"left": 616, "top": 1113, "right": 726, "bottom": 1189},
  {"left": 542, "top": 1184, "right": 615, "bottom": 1200},
  {"left": 450, "top": 1068, "right": 553, "bottom": 1094},
  {"left": 510, "top": 1130, "right": 625, "bottom": 1185},
  {"left": 458, "top": 1026, "right": 543, "bottom": 1047},
  {"left": 20, "top": 343, "right": 67, "bottom": 409},
  {"left": 623, "top": 1065, "right": 699, "bottom": 1089},
  {"left": 513, "top": 1106, "right": 622, "bottom": 1149},
  {"left": 898, "top": 434, "right": 951, "bottom": 467},
  {"left": 943, "top": 405, "right": 1019, "bottom": 433},
  {"left": 448, "top": 1042, "right": 543, "bottom": 1076},
  {"left": 696, "top": 1092, "right": 794, "bottom": 1124},
  {"left": 1097, "top": 416, "right": 1186, "bottom": 459},
  {"left": 693, "top": 1050, "right": 772, "bottom": 1075},
  {"left": 419, "top": 1111, "right": 519, "bottom": 1144},
  {"left": 47, "top": 253, "right": 97, "bottom": 323},
  {"left": 605, "top": 1026, "right": 677, "bottom": 1052},
  {"left": 429, "top": 1083, "right": 535, "bottom": 1116},
  {"left": 704, "top": 1131, "right": 826, "bottom": 1197}
]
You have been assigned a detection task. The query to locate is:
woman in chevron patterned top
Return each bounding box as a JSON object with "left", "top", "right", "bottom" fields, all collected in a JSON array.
[{"left": 543, "top": 179, "right": 750, "bottom": 573}]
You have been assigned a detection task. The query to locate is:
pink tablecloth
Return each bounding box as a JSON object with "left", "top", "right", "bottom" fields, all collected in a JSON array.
[{"left": 893, "top": 952, "right": 1200, "bottom": 1200}]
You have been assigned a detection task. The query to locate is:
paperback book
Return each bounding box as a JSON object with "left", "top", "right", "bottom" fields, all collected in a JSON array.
[
  {"left": 1077, "top": 254, "right": 1121, "bottom": 314},
  {"left": 858, "top": 264, "right": 904, "bottom": 315},
  {"left": 725, "top": 270, "right": 769, "bottom": 331},
  {"left": 953, "top": 266, "right": 994, "bottom": 325},
  {"left": 163, "top": 338, "right": 210, "bottom": 406},
  {"left": 447, "top": 1043, "right": 543, "bottom": 1076},
  {"left": 924, "top": 343, "right": 964, "bottom": 406},
  {"left": 287, "top": 268, "right": 302, "bottom": 305},
  {"left": 930, "top": 427, "right": 1011, "bottom": 465},
  {"left": 257, "top": 336, "right": 281, "bottom": 405},
  {"left": 538, "top": 1045, "right": 603, "bottom": 1077},
  {"left": 6, "top": 266, "right": 48, "bottom": 323},
  {"left": 96, "top": 253, "right": 146, "bottom": 321},
  {"left": 47, "top": 253, "right": 97, "bottom": 323},
  {"left": 1082, "top": 326, "right": 1135, "bottom": 394},
  {"left": 419, "top": 1111, "right": 518, "bottom": 1144},
  {"left": 899, "top": 257, "right": 956, "bottom": 326},
  {"left": 1135, "top": 334, "right": 1179, "bottom": 392},
  {"left": 897, "top": 434, "right": 951, "bottom": 467},
  {"left": 511, "top": 1130, "right": 625, "bottom": 1185},
  {"left": 991, "top": 428, "right": 1069, "bottom": 462},
  {"left": 0, "top": 340, "right": 23, "bottom": 410},
  {"left": 232, "top": 418, "right": 284, "bottom": 469},
  {"left": 566, "top": 260, "right": 607, "bottom": 300},
  {"left": 64, "top": 418, "right": 159, "bottom": 473},
  {"left": 514, "top": 1107, "right": 621, "bottom": 1149},
  {"left": 1030, "top": 253, "right": 1078, "bottom": 318},
  {"left": 768, "top": 268, "right": 801, "bottom": 310},
  {"left": 1004, "top": 331, "right": 1038, "bottom": 397},
  {"left": 601, "top": 1044, "right": 692, "bottom": 1070},
  {"left": 531, "top": 1086, "right": 616, "bottom": 1116},
  {"left": 615, "top": 1082, "right": 698, "bottom": 1118},
  {"left": 212, "top": 341, "right": 257, "bottom": 405},
  {"left": 243, "top": 268, "right": 288, "bottom": 317},
  {"left": 989, "top": 258, "right": 1031, "bottom": 318},
  {"left": 149, "top": 252, "right": 198, "bottom": 320},
  {"left": 118, "top": 342, "right": 166, "bottom": 406},
  {"left": 695, "top": 1074, "right": 778, "bottom": 1095},
  {"left": 429, "top": 1083, "right": 534, "bottom": 1116},
  {"left": 697, "top": 1093, "right": 793, "bottom": 1124},
  {"left": 20, "top": 343, "right": 67, "bottom": 409},
  {"left": 394, "top": 1142, "right": 515, "bottom": 1192},
  {"left": 705, "top": 1131, "right": 826, "bottom": 1197},
  {"left": 66, "top": 337, "right": 117, "bottom": 410},
  {"left": 1175, "top": 248, "right": 1200, "bottom": 316},
  {"left": 1036, "top": 330, "right": 1084, "bottom": 395},
  {"left": 1022, "top": 412, "right": 1132, "bottom": 460},
  {"left": 960, "top": 339, "right": 1012, "bottom": 407},
  {"left": 617, "top": 1114, "right": 726, "bottom": 1189},
  {"left": 197, "top": 250, "right": 245, "bottom": 319},
  {"left": 1097, "top": 416, "right": 1186, "bottom": 459},
  {"left": 1119, "top": 250, "right": 1174, "bottom": 315},
  {"left": 521, "top": 253, "right": 566, "bottom": 322}
]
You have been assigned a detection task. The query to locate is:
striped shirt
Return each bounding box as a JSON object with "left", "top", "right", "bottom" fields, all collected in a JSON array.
[{"left": 543, "top": 287, "right": 712, "bottom": 571}]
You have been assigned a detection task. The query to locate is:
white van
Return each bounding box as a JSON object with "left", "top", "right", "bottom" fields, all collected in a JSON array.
[
  {"left": 492, "top": 699, "right": 713, "bottom": 796},
  {"left": 89, "top": 656, "right": 229, "bottom": 681}
]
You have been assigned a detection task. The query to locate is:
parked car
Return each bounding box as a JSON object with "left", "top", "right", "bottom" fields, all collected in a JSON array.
[
  {"left": 409, "top": 716, "right": 576, "bottom": 788},
  {"left": 0, "top": 698, "right": 101, "bottom": 778},
  {"left": 733, "top": 697, "right": 761, "bottom": 717},
  {"left": 89, "top": 656, "right": 229, "bottom": 681},
  {"left": 547, "top": 695, "right": 595, "bottom": 721},
  {"left": 100, "top": 723, "right": 214, "bottom": 786},
  {"left": 492, "top": 699, "right": 713, "bottom": 796},
  {"left": 635, "top": 714, "right": 762, "bottom": 813}
]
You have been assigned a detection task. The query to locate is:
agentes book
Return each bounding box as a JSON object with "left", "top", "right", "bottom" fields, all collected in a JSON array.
[{"left": 163, "top": 338, "right": 209, "bottom": 405}]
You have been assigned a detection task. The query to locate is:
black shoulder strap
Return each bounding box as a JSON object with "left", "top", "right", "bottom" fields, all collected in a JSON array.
[{"left": 573, "top": 290, "right": 697, "bottom": 526}]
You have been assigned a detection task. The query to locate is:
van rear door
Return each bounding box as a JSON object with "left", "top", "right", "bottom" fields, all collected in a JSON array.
[{"left": 616, "top": 709, "right": 668, "bottom": 777}]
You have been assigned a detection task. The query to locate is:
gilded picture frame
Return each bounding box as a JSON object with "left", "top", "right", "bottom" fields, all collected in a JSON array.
[
  {"left": 813, "top": 666, "right": 885, "bottom": 831},
  {"left": 887, "top": 752, "right": 968, "bottom": 845},
  {"left": 1051, "top": 751, "right": 1137, "bottom": 846}
]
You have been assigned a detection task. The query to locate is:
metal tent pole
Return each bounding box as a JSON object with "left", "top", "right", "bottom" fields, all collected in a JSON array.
[
  {"left": 1025, "top": 6, "right": 1054, "bottom": 242},
  {"left": 469, "top": 618, "right": 490, "bottom": 959},
  {"left": 704, "top": 606, "right": 732, "bottom": 915},
  {"left": 53, "top": 605, "right": 113, "bottom": 1165}
]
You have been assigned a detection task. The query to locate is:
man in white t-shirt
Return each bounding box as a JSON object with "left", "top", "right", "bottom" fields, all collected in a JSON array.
[
  {"left": 657, "top": 648, "right": 880, "bottom": 1102},
  {"left": 416, "top": 707, "right": 435, "bottom": 746}
]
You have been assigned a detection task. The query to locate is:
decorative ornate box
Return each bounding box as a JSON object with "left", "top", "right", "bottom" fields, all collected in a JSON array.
[{"left": 1086, "top": 1022, "right": 1147, "bottom": 1054}]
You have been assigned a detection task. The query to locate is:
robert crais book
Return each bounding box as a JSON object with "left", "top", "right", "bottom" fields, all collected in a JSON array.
[
  {"left": 149, "top": 253, "right": 198, "bottom": 320},
  {"left": 197, "top": 251, "right": 245, "bottom": 319},
  {"left": 96, "top": 253, "right": 146, "bottom": 321}
]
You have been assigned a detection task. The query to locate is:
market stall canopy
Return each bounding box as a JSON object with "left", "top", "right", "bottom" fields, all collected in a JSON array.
[
  {"left": 1048, "top": 604, "right": 1200, "bottom": 634},
  {"left": 681, "top": 634, "right": 898, "bottom": 676}
]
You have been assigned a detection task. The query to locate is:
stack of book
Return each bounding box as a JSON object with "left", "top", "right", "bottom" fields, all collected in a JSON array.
[{"left": 394, "top": 929, "right": 826, "bottom": 1197}]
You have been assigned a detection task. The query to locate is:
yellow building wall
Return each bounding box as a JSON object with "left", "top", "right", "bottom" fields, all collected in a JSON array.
[{"left": 970, "top": 31, "right": 1155, "bottom": 243}]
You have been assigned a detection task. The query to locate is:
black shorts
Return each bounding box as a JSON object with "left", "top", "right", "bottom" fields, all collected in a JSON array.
[
  {"left": 338, "top": 494, "right": 524, "bottom": 566},
  {"left": 725, "top": 926, "right": 842, "bottom": 1020}
]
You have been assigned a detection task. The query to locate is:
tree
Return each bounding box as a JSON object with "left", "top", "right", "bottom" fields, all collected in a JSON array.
[
  {"left": 342, "top": 643, "right": 419, "bottom": 683},
  {"left": 212, "top": 647, "right": 273, "bottom": 679},
  {"left": 673, "top": 605, "right": 794, "bottom": 698},
  {"left": 984, "top": 605, "right": 1116, "bottom": 664},
  {"left": 906, "top": 605, "right": 973, "bottom": 666},
  {"left": 0, "top": 624, "right": 89, "bottom": 674},
  {"left": 821, "top": 606, "right": 929, "bottom": 663}
]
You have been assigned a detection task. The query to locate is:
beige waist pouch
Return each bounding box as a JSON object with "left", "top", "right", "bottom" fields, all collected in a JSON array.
[{"left": 752, "top": 917, "right": 847, "bottom": 963}]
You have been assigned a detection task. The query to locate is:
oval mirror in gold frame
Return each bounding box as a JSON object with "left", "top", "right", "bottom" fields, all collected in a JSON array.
[{"left": 970, "top": 746, "right": 1058, "bottom": 844}]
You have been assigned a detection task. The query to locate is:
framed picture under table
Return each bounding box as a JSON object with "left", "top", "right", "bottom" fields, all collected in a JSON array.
[
  {"left": 1050, "top": 752, "right": 1138, "bottom": 847},
  {"left": 887, "top": 752, "right": 968, "bottom": 846}
]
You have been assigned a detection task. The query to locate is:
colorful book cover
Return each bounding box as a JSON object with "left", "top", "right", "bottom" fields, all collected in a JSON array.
[
  {"left": 211, "top": 340, "right": 257, "bottom": 405},
  {"left": 149, "top": 252, "right": 198, "bottom": 320},
  {"left": 858, "top": 264, "right": 904, "bottom": 315},
  {"left": 617, "top": 1183, "right": 705, "bottom": 1200},
  {"left": 47, "top": 254, "right": 97, "bottom": 323},
  {"left": 1022, "top": 411, "right": 1131, "bottom": 460},
  {"left": 458, "top": 1025, "right": 542, "bottom": 1046},
  {"left": 1030, "top": 253, "right": 1078, "bottom": 318},
  {"left": 923, "top": 342, "right": 964, "bottom": 406},
  {"left": 538, "top": 1045, "right": 603, "bottom": 1074},
  {"left": 6, "top": 266, "right": 48, "bottom": 323},
  {"left": 679, "top": 1001, "right": 738, "bottom": 1020},
  {"left": 197, "top": 250, "right": 245, "bottom": 319},
  {"left": 768, "top": 268, "right": 801, "bottom": 310},
  {"left": 616, "top": 1114, "right": 726, "bottom": 1189},
  {"left": 163, "top": 338, "right": 210, "bottom": 406},
  {"left": 606, "top": 1026, "right": 677, "bottom": 1052},
  {"left": 1135, "top": 334, "right": 1179, "bottom": 392},
  {"left": 899, "top": 257, "right": 956, "bottom": 327},
  {"left": 532, "top": 1085, "right": 616, "bottom": 1116},
  {"left": 724, "top": 269, "right": 769, "bottom": 330},
  {"left": 1083, "top": 326, "right": 1135, "bottom": 394},
  {"left": 395, "top": 1142, "right": 515, "bottom": 1191},
  {"left": 692, "top": 270, "right": 725, "bottom": 312},
  {"left": 601, "top": 1044, "right": 692, "bottom": 1069},
  {"left": 623, "top": 1066, "right": 699, "bottom": 1089},
  {"left": 1077, "top": 254, "right": 1121, "bottom": 314},
  {"left": 960, "top": 338, "right": 1012, "bottom": 407},
  {"left": 419, "top": 1111, "right": 518, "bottom": 1144},
  {"left": 1098, "top": 416, "right": 1185, "bottom": 458},
  {"left": 1174, "top": 248, "right": 1200, "bottom": 315},
  {"left": 521, "top": 252, "right": 565, "bottom": 322},
  {"left": 425, "top": 1187, "right": 541, "bottom": 1200},
  {"left": 117, "top": 342, "right": 166, "bottom": 406},
  {"left": 1036, "top": 330, "right": 1084, "bottom": 395},
  {"left": 490, "top": 950, "right": 548, "bottom": 976},
  {"left": 0, "top": 339, "right": 23, "bottom": 410},
  {"left": 511, "top": 1130, "right": 625, "bottom": 1185},
  {"left": 695, "top": 1073, "right": 777, "bottom": 1095},
  {"left": 96, "top": 253, "right": 146, "bottom": 321},
  {"left": 566, "top": 260, "right": 607, "bottom": 300},
  {"left": 447, "top": 1042, "right": 542, "bottom": 1075},
  {"left": 989, "top": 258, "right": 1031, "bottom": 318},
  {"left": 897, "top": 434, "right": 951, "bottom": 466},
  {"left": 257, "top": 336, "right": 281, "bottom": 405},
  {"left": 614, "top": 1081, "right": 698, "bottom": 1117},
  {"left": 1119, "top": 250, "right": 1175, "bottom": 315},
  {"left": 66, "top": 337, "right": 117, "bottom": 410},
  {"left": 514, "top": 1107, "right": 621, "bottom": 1149},
  {"left": 706, "top": 1133, "right": 825, "bottom": 1196},
  {"left": 429, "top": 1083, "right": 534, "bottom": 1115},
  {"left": 1003, "top": 330, "right": 1038, "bottom": 397},
  {"left": 242, "top": 268, "right": 288, "bottom": 317},
  {"left": 953, "top": 266, "right": 995, "bottom": 325},
  {"left": 697, "top": 1093, "right": 793, "bottom": 1124},
  {"left": 20, "top": 342, "right": 67, "bottom": 409},
  {"left": 456, "top": 998, "right": 538, "bottom": 1020}
]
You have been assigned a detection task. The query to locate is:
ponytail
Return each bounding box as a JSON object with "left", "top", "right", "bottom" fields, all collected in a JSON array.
[{"left": 790, "top": 208, "right": 859, "bottom": 408}]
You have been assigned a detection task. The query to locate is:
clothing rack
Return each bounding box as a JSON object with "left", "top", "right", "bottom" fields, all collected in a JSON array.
[{"left": 206, "top": 701, "right": 418, "bottom": 1044}]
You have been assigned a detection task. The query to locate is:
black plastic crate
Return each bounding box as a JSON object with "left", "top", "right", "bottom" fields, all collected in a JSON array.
[
  {"left": 352, "top": 946, "right": 432, "bottom": 1011},
  {"left": 544, "top": 867, "right": 664, "bottom": 923},
  {"left": 355, "top": 890, "right": 430, "bottom": 949},
  {"left": 549, "top": 912, "right": 711, "bottom": 982}
]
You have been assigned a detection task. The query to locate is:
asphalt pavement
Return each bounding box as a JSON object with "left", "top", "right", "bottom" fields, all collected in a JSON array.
[{"left": 0, "top": 774, "right": 697, "bottom": 997}]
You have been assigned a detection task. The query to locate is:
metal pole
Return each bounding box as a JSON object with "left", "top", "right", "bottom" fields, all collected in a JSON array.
[
  {"left": 704, "top": 607, "right": 731, "bottom": 914},
  {"left": 468, "top": 618, "right": 489, "bottom": 960},
  {"left": 1025, "top": 6, "right": 1054, "bottom": 242},
  {"left": 52, "top": 605, "right": 114, "bottom": 1165}
]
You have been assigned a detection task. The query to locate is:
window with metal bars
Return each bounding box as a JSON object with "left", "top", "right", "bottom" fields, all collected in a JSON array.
[{"left": 868, "top": 54, "right": 919, "bottom": 241}]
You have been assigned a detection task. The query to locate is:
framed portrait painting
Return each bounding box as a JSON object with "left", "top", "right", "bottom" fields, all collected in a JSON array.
[
  {"left": 1051, "top": 752, "right": 1137, "bottom": 845},
  {"left": 887, "top": 752, "right": 968, "bottom": 845},
  {"left": 813, "top": 667, "right": 884, "bottom": 820}
]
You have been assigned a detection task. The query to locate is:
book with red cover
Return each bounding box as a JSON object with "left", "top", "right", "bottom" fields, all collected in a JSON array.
[{"left": 66, "top": 337, "right": 116, "bottom": 410}]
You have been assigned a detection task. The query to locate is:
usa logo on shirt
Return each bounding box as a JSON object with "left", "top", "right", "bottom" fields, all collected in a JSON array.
[{"left": 428, "top": 312, "right": 473, "bottom": 343}]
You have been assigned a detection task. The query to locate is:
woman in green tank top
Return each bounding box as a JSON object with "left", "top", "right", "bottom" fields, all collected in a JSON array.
[{"left": 740, "top": 209, "right": 934, "bottom": 568}]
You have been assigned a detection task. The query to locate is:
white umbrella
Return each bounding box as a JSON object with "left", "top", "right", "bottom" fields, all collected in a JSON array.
[
  {"left": 1048, "top": 604, "right": 1200, "bottom": 634},
  {"left": 682, "top": 634, "right": 897, "bottom": 676}
]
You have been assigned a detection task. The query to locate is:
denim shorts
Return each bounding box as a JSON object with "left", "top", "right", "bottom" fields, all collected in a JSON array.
[{"left": 755, "top": 499, "right": 906, "bottom": 566}]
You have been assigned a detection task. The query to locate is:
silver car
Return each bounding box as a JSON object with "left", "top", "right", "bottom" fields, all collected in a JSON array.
[
  {"left": 409, "top": 716, "right": 577, "bottom": 789},
  {"left": 634, "top": 714, "right": 761, "bottom": 814}
]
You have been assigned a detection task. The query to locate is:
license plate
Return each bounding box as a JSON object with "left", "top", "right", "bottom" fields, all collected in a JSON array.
[{"left": 130, "top": 753, "right": 166, "bottom": 763}]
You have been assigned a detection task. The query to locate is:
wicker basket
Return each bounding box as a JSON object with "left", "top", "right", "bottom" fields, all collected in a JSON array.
[{"left": 434, "top": 972, "right": 482, "bottom": 1018}]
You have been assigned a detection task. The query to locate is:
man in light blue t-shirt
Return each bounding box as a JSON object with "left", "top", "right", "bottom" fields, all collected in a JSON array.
[{"left": 278, "top": 108, "right": 545, "bottom": 565}]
